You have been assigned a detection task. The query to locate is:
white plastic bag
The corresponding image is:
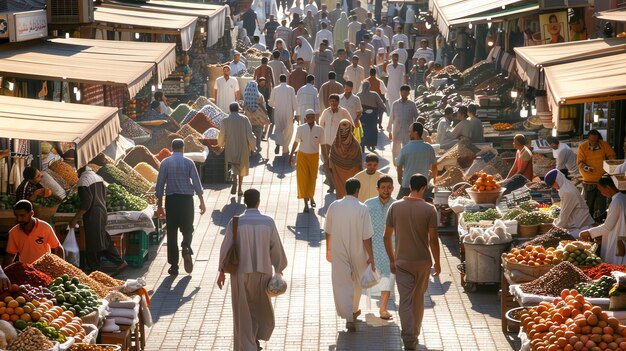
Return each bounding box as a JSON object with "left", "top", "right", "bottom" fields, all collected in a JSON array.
[
  {"left": 267, "top": 273, "right": 288, "bottom": 297},
  {"left": 360, "top": 265, "right": 381, "bottom": 289},
  {"left": 63, "top": 226, "right": 80, "bottom": 267}
]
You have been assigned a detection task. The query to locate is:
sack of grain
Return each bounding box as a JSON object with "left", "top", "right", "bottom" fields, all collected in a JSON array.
[{"left": 134, "top": 162, "right": 158, "bottom": 184}]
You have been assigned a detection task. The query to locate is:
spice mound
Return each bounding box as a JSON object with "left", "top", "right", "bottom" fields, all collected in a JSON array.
[
  {"left": 516, "top": 226, "right": 573, "bottom": 249},
  {"left": 520, "top": 261, "right": 591, "bottom": 297},
  {"left": 7, "top": 327, "right": 54, "bottom": 351},
  {"left": 582, "top": 263, "right": 626, "bottom": 280},
  {"left": 4, "top": 262, "right": 53, "bottom": 287}
]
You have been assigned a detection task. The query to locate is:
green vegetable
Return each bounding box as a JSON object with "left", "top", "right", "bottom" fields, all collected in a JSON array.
[
  {"left": 106, "top": 184, "right": 149, "bottom": 212},
  {"left": 519, "top": 200, "right": 539, "bottom": 212},
  {"left": 463, "top": 208, "right": 502, "bottom": 222},
  {"left": 48, "top": 276, "right": 100, "bottom": 316},
  {"left": 98, "top": 164, "right": 151, "bottom": 196},
  {"left": 516, "top": 211, "right": 554, "bottom": 225},
  {"left": 575, "top": 276, "right": 615, "bottom": 298},
  {"left": 503, "top": 208, "right": 527, "bottom": 220}
]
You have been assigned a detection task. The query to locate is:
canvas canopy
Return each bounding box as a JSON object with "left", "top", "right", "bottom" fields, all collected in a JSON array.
[
  {"left": 429, "top": 0, "right": 525, "bottom": 38},
  {"left": 0, "top": 39, "right": 177, "bottom": 97},
  {"left": 92, "top": 6, "right": 197, "bottom": 51},
  {"left": 596, "top": 8, "right": 626, "bottom": 22},
  {"left": 514, "top": 38, "right": 626, "bottom": 87},
  {"left": 0, "top": 96, "right": 121, "bottom": 168},
  {"left": 101, "top": 0, "right": 228, "bottom": 47}
]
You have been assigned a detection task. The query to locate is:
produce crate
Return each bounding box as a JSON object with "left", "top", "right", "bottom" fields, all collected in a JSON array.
[
  {"left": 110, "top": 233, "right": 127, "bottom": 259},
  {"left": 501, "top": 254, "right": 553, "bottom": 283},
  {"left": 149, "top": 218, "right": 166, "bottom": 245},
  {"left": 604, "top": 160, "right": 625, "bottom": 175},
  {"left": 126, "top": 231, "right": 149, "bottom": 268}
]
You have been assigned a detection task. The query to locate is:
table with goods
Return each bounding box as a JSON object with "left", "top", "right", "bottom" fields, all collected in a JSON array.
[{"left": 0, "top": 253, "right": 151, "bottom": 351}]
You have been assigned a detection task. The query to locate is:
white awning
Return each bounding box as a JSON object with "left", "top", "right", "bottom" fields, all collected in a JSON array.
[
  {"left": 92, "top": 6, "right": 197, "bottom": 51},
  {"left": 0, "top": 96, "right": 121, "bottom": 168},
  {"left": 514, "top": 38, "right": 626, "bottom": 87},
  {"left": 429, "top": 0, "right": 525, "bottom": 38},
  {"left": 596, "top": 8, "right": 626, "bottom": 22}
]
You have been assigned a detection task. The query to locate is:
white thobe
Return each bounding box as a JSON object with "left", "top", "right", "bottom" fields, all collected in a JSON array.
[
  {"left": 296, "top": 84, "right": 320, "bottom": 122},
  {"left": 589, "top": 193, "right": 626, "bottom": 265},
  {"left": 314, "top": 29, "right": 334, "bottom": 50},
  {"left": 347, "top": 21, "right": 361, "bottom": 46},
  {"left": 214, "top": 76, "right": 240, "bottom": 114},
  {"left": 343, "top": 65, "right": 366, "bottom": 93},
  {"left": 353, "top": 170, "right": 383, "bottom": 203},
  {"left": 325, "top": 195, "right": 373, "bottom": 321},
  {"left": 436, "top": 118, "right": 456, "bottom": 149},
  {"left": 553, "top": 172, "right": 594, "bottom": 237},
  {"left": 319, "top": 107, "right": 352, "bottom": 146},
  {"left": 269, "top": 83, "right": 298, "bottom": 147},
  {"left": 219, "top": 209, "right": 288, "bottom": 351},
  {"left": 386, "top": 63, "right": 405, "bottom": 110}
]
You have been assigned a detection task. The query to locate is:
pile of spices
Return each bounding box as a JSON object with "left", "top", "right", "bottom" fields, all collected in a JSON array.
[
  {"left": 155, "top": 148, "right": 172, "bottom": 162},
  {"left": 516, "top": 226, "right": 573, "bottom": 249},
  {"left": 582, "top": 263, "right": 626, "bottom": 280},
  {"left": 32, "top": 253, "right": 110, "bottom": 298},
  {"left": 519, "top": 261, "right": 591, "bottom": 297},
  {"left": 124, "top": 145, "right": 161, "bottom": 170},
  {"left": 3, "top": 262, "right": 53, "bottom": 287}
]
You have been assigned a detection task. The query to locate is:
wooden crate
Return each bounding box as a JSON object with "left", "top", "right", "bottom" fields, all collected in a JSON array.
[{"left": 501, "top": 269, "right": 520, "bottom": 333}]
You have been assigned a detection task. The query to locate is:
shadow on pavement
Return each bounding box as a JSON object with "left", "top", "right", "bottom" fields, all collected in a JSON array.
[
  {"left": 149, "top": 275, "right": 198, "bottom": 323},
  {"left": 286, "top": 213, "right": 323, "bottom": 247},
  {"left": 211, "top": 198, "right": 246, "bottom": 234},
  {"left": 329, "top": 312, "right": 404, "bottom": 351},
  {"left": 265, "top": 154, "right": 295, "bottom": 178},
  {"left": 317, "top": 193, "right": 336, "bottom": 217}
]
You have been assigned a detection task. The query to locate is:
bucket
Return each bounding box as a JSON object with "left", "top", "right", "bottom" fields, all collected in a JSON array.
[
  {"left": 464, "top": 241, "right": 511, "bottom": 283},
  {"left": 518, "top": 224, "right": 539, "bottom": 237}
]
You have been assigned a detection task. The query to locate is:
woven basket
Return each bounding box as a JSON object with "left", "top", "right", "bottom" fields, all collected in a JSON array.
[
  {"left": 502, "top": 253, "right": 554, "bottom": 279},
  {"left": 610, "top": 294, "right": 626, "bottom": 311},
  {"left": 34, "top": 204, "right": 60, "bottom": 222},
  {"left": 518, "top": 224, "right": 539, "bottom": 237},
  {"left": 538, "top": 223, "right": 555, "bottom": 235}
]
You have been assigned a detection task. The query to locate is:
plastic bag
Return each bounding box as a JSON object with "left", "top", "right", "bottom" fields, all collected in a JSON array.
[
  {"left": 360, "top": 265, "right": 381, "bottom": 289},
  {"left": 63, "top": 226, "right": 80, "bottom": 267},
  {"left": 267, "top": 273, "right": 287, "bottom": 297}
]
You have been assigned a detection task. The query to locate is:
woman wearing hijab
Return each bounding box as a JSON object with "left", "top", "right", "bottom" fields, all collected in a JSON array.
[
  {"left": 333, "top": 12, "right": 349, "bottom": 49},
  {"left": 292, "top": 35, "right": 314, "bottom": 71},
  {"left": 330, "top": 119, "right": 363, "bottom": 199},
  {"left": 357, "top": 81, "right": 386, "bottom": 152},
  {"left": 544, "top": 169, "right": 595, "bottom": 238},
  {"left": 243, "top": 81, "right": 270, "bottom": 154}
]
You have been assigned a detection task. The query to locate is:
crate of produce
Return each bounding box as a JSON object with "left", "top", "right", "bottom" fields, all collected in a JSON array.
[
  {"left": 126, "top": 231, "right": 149, "bottom": 268},
  {"left": 501, "top": 253, "right": 554, "bottom": 282},
  {"left": 604, "top": 159, "right": 625, "bottom": 175}
]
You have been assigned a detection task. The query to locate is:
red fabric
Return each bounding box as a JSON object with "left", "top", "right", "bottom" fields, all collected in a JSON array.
[
  {"left": 81, "top": 84, "right": 105, "bottom": 106},
  {"left": 104, "top": 86, "right": 126, "bottom": 109}
]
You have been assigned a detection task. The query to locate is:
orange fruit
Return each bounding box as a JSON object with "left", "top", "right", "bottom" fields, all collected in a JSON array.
[
  {"left": 31, "top": 311, "right": 41, "bottom": 321},
  {"left": 15, "top": 296, "right": 25, "bottom": 305},
  {"left": 3, "top": 297, "right": 12, "bottom": 304},
  {"left": 14, "top": 307, "right": 23, "bottom": 316},
  {"left": 1, "top": 314, "right": 9, "bottom": 321},
  {"left": 9, "top": 284, "right": 20, "bottom": 292},
  {"left": 10, "top": 314, "right": 19, "bottom": 322},
  {"left": 20, "top": 313, "right": 31, "bottom": 322},
  {"left": 7, "top": 300, "right": 19, "bottom": 308},
  {"left": 5, "top": 308, "right": 13, "bottom": 315}
]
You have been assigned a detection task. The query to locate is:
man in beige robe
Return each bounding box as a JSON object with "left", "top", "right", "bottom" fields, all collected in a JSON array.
[
  {"left": 217, "top": 102, "right": 257, "bottom": 196},
  {"left": 325, "top": 178, "right": 375, "bottom": 332},
  {"left": 218, "top": 189, "right": 288, "bottom": 351}
]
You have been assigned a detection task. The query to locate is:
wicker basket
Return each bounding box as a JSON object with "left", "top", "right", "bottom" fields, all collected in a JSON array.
[
  {"left": 538, "top": 223, "right": 554, "bottom": 235},
  {"left": 518, "top": 224, "right": 539, "bottom": 237},
  {"left": 466, "top": 188, "right": 506, "bottom": 204},
  {"left": 609, "top": 294, "right": 626, "bottom": 311},
  {"left": 502, "top": 253, "right": 554, "bottom": 279},
  {"left": 34, "top": 204, "right": 60, "bottom": 222}
]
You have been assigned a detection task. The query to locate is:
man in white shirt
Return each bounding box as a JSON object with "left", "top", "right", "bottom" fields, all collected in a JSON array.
[
  {"left": 412, "top": 39, "right": 434, "bottom": 65},
  {"left": 339, "top": 82, "right": 363, "bottom": 128},
  {"left": 289, "top": 109, "right": 325, "bottom": 212},
  {"left": 304, "top": 0, "right": 318, "bottom": 17},
  {"left": 392, "top": 26, "right": 408, "bottom": 51},
  {"left": 269, "top": 74, "right": 298, "bottom": 155},
  {"left": 325, "top": 178, "right": 375, "bottom": 332},
  {"left": 213, "top": 66, "right": 240, "bottom": 113},
  {"left": 392, "top": 41, "right": 409, "bottom": 68},
  {"left": 352, "top": 1, "right": 368, "bottom": 23},
  {"left": 353, "top": 154, "right": 383, "bottom": 202},
  {"left": 314, "top": 22, "right": 334, "bottom": 50},
  {"left": 404, "top": 6, "right": 416, "bottom": 39},
  {"left": 347, "top": 15, "right": 362, "bottom": 46},
  {"left": 343, "top": 56, "right": 366, "bottom": 94},
  {"left": 296, "top": 75, "right": 320, "bottom": 123},
  {"left": 251, "top": 35, "right": 267, "bottom": 51},
  {"left": 378, "top": 17, "right": 394, "bottom": 49},
  {"left": 546, "top": 136, "right": 581, "bottom": 178},
  {"left": 229, "top": 51, "right": 247, "bottom": 76},
  {"left": 385, "top": 53, "right": 407, "bottom": 112},
  {"left": 436, "top": 107, "right": 456, "bottom": 150},
  {"left": 320, "top": 94, "right": 353, "bottom": 193}
]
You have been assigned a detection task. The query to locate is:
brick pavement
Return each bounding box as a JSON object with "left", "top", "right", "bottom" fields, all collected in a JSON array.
[{"left": 120, "top": 130, "right": 522, "bottom": 350}]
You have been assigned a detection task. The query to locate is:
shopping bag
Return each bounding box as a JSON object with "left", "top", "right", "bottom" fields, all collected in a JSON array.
[
  {"left": 64, "top": 226, "right": 80, "bottom": 267},
  {"left": 267, "top": 273, "right": 288, "bottom": 297},
  {"left": 360, "top": 265, "right": 381, "bottom": 289}
]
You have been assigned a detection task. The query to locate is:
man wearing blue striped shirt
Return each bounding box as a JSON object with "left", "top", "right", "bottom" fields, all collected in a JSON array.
[{"left": 156, "top": 139, "right": 206, "bottom": 275}]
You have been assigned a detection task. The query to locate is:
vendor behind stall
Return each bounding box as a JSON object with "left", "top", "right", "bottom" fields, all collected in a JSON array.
[
  {"left": 544, "top": 169, "right": 594, "bottom": 237},
  {"left": 546, "top": 136, "right": 580, "bottom": 178},
  {"left": 506, "top": 134, "right": 533, "bottom": 180},
  {"left": 580, "top": 176, "right": 626, "bottom": 265},
  {"left": 15, "top": 167, "right": 45, "bottom": 203},
  {"left": 70, "top": 167, "right": 127, "bottom": 275},
  {"left": 577, "top": 129, "right": 616, "bottom": 219},
  {"left": 4, "top": 200, "right": 64, "bottom": 266}
]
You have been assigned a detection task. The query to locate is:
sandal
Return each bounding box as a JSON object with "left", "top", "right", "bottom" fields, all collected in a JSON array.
[
  {"left": 380, "top": 311, "right": 393, "bottom": 320},
  {"left": 310, "top": 199, "right": 317, "bottom": 208}
]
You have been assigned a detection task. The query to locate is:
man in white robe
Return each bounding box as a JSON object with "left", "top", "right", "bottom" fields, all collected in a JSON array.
[
  {"left": 296, "top": 75, "right": 320, "bottom": 123},
  {"left": 218, "top": 189, "right": 288, "bottom": 351},
  {"left": 580, "top": 176, "right": 626, "bottom": 265},
  {"left": 214, "top": 66, "right": 240, "bottom": 114},
  {"left": 385, "top": 53, "right": 406, "bottom": 113},
  {"left": 269, "top": 75, "right": 298, "bottom": 155},
  {"left": 217, "top": 103, "right": 257, "bottom": 196},
  {"left": 325, "top": 178, "right": 375, "bottom": 332},
  {"left": 314, "top": 22, "right": 334, "bottom": 51}
]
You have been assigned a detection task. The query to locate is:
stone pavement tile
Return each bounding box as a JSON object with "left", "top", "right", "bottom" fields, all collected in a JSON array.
[{"left": 128, "top": 114, "right": 523, "bottom": 351}]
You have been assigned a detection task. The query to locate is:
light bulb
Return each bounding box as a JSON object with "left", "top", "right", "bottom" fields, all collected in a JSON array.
[
  {"left": 520, "top": 107, "right": 528, "bottom": 118},
  {"left": 135, "top": 33, "right": 140, "bottom": 40},
  {"left": 487, "top": 39, "right": 494, "bottom": 47},
  {"left": 593, "top": 112, "right": 599, "bottom": 123},
  {"left": 8, "top": 81, "right": 14, "bottom": 91},
  {"left": 65, "top": 33, "right": 70, "bottom": 39},
  {"left": 151, "top": 85, "right": 156, "bottom": 92},
  {"left": 510, "top": 89, "right": 518, "bottom": 98},
  {"left": 502, "top": 4, "right": 505, "bottom": 9},
  {"left": 157, "top": 83, "right": 163, "bottom": 89},
  {"left": 468, "top": 23, "right": 473, "bottom": 29},
  {"left": 551, "top": 128, "right": 557, "bottom": 137},
  {"left": 488, "top": 21, "right": 492, "bottom": 29},
  {"left": 75, "top": 91, "right": 81, "bottom": 101},
  {"left": 531, "top": 105, "right": 537, "bottom": 116},
  {"left": 73, "top": 87, "right": 78, "bottom": 94},
  {"left": 200, "top": 27, "right": 205, "bottom": 34}
]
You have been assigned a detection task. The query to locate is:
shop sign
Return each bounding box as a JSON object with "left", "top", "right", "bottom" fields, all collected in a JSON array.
[{"left": 11, "top": 10, "right": 48, "bottom": 42}]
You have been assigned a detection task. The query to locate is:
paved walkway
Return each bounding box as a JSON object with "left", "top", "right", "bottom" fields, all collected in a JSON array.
[{"left": 120, "top": 129, "right": 522, "bottom": 350}]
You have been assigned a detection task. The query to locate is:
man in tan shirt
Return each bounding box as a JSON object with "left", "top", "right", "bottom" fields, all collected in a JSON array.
[{"left": 384, "top": 174, "right": 440, "bottom": 350}]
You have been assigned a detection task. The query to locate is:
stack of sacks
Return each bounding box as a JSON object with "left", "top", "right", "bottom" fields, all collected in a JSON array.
[{"left": 105, "top": 294, "right": 141, "bottom": 328}]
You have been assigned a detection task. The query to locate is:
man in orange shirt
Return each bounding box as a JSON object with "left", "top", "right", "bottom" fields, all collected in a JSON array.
[{"left": 4, "top": 200, "right": 64, "bottom": 265}]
